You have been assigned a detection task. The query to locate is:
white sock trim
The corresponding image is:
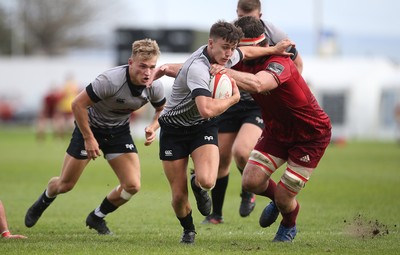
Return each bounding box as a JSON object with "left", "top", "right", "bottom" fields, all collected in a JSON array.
[{"left": 94, "top": 207, "right": 106, "bottom": 218}]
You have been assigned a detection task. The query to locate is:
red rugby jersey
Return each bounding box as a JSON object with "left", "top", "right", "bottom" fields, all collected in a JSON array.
[{"left": 234, "top": 56, "right": 331, "bottom": 143}]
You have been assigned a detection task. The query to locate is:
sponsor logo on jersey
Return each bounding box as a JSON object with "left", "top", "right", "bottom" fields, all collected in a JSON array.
[
  {"left": 299, "top": 155, "right": 310, "bottom": 163},
  {"left": 164, "top": 150, "right": 173, "bottom": 156},
  {"left": 204, "top": 136, "right": 214, "bottom": 141},
  {"left": 125, "top": 144, "right": 135, "bottom": 150},
  {"left": 255, "top": 116, "right": 264, "bottom": 124},
  {"left": 267, "top": 62, "right": 284, "bottom": 76},
  {"left": 116, "top": 98, "right": 125, "bottom": 104}
]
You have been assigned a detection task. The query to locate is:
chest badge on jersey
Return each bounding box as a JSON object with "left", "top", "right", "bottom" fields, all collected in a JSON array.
[
  {"left": 267, "top": 62, "right": 284, "bottom": 76},
  {"left": 116, "top": 98, "right": 125, "bottom": 104}
]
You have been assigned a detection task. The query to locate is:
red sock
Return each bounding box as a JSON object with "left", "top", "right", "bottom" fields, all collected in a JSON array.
[
  {"left": 260, "top": 179, "right": 277, "bottom": 201},
  {"left": 281, "top": 201, "right": 300, "bottom": 228}
]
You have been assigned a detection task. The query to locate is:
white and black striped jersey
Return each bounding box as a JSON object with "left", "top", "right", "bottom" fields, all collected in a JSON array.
[
  {"left": 159, "top": 45, "right": 243, "bottom": 128},
  {"left": 86, "top": 65, "right": 166, "bottom": 129}
]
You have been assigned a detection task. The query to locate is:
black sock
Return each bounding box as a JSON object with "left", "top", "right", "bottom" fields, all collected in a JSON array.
[
  {"left": 177, "top": 210, "right": 195, "bottom": 231},
  {"left": 41, "top": 190, "right": 56, "bottom": 205},
  {"left": 211, "top": 175, "right": 229, "bottom": 216},
  {"left": 96, "top": 197, "right": 118, "bottom": 217}
]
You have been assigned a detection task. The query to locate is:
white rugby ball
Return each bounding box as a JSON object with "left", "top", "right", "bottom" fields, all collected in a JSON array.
[{"left": 209, "top": 73, "right": 233, "bottom": 99}]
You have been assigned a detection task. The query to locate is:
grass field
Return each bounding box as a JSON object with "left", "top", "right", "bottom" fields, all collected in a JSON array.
[{"left": 0, "top": 126, "right": 399, "bottom": 255}]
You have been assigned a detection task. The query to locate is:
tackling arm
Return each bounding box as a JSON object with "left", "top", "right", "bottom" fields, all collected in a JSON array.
[
  {"left": 153, "top": 63, "right": 183, "bottom": 80},
  {"left": 240, "top": 39, "right": 294, "bottom": 60},
  {"left": 225, "top": 69, "right": 278, "bottom": 94},
  {"left": 0, "top": 201, "right": 27, "bottom": 239}
]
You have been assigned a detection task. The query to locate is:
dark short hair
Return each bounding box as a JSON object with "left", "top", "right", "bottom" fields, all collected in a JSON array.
[
  {"left": 237, "top": 0, "right": 261, "bottom": 13},
  {"left": 234, "top": 16, "right": 268, "bottom": 46},
  {"left": 209, "top": 20, "right": 244, "bottom": 45}
]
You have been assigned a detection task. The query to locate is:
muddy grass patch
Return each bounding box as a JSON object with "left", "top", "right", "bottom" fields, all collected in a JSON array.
[{"left": 343, "top": 214, "right": 390, "bottom": 239}]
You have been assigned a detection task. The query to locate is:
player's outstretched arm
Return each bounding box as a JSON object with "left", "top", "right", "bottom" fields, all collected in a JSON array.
[
  {"left": 2, "top": 231, "right": 27, "bottom": 239},
  {"left": 153, "top": 63, "right": 183, "bottom": 80},
  {"left": 0, "top": 201, "right": 27, "bottom": 239},
  {"left": 240, "top": 39, "right": 295, "bottom": 60}
]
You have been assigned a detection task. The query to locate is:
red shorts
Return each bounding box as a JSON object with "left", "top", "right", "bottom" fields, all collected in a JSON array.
[{"left": 254, "top": 129, "right": 331, "bottom": 168}]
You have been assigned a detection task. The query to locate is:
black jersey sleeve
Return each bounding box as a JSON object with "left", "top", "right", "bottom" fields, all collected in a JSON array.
[
  {"left": 287, "top": 46, "right": 298, "bottom": 61},
  {"left": 192, "top": 88, "right": 211, "bottom": 99},
  {"left": 151, "top": 97, "right": 166, "bottom": 108},
  {"left": 86, "top": 84, "right": 101, "bottom": 103}
]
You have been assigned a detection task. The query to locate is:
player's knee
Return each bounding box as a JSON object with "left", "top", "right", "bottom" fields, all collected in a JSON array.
[
  {"left": 248, "top": 150, "right": 280, "bottom": 177},
  {"left": 232, "top": 147, "right": 249, "bottom": 168},
  {"left": 57, "top": 182, "right": 75, "bottom": 193},
  {"left": 121, "top": 189, "right": 134, "bottom": 201},
  {"left": 198, "top": 180, "right": 215, "bottom": 191},
  {"left": 125, "top": 183, "right": 140, "bottom": 194},
  {"left": 279, "top": 166, "right": 311, "bottom": 194},
  {"left": 116, "top": 184, "right": 139, "bottom": 201},
  {"left": 242, "top": 173, "right": 261, "bottom": 193},
  {"left": 242, "top": 162, "right": 269, "bottom": 191},
  {"left": 194, "top": 175, "right": 215, "bottom": 191}
]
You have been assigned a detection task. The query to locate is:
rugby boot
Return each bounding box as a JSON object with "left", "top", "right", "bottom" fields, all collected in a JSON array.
[
  {"left": 273, "top": 223, "right": 297, "bottom": 242},
  {"left": 259, "top": 201, "right": 279, "bottom": 228},
  {"left": 239, "top": 190, "right": 256, "bottom": 217},
  {"left": 25, "top": 193, "right": 53, "bottom": 227},
  {"left": 180, "top": 229, "right": 196, "bottom": 244},
  {"left": 86, "top": 212, "right": 112, "bottom": 235},
  {"left": 201, "top": 213, "right": 224, "bottom": 224},
  {"left": 190, "top": 174, "right": 211, "bottom": 216}
]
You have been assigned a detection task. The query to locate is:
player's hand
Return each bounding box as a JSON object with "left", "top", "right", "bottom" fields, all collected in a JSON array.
[
  {"left": 144, "top": 126, "right": 156, "bottom": 146},
  {"left": 152, "top": 64, "right": 170, "bottom": 81},
  {"left": 84, "top": 136, "right": 101, "bottom": 160},
  {"left": 2, "top": 231, "right": 27, "bottom": 239},
  {"left": 230, "top": 78, "right": 241, "bottom": 104},
  {"left": 4, "top": 234, "right": 28, "bottom": 239},
  {"left": 274, "top": 39, "right": 295, "bottom": 56},
  {"left": 209, "top": 64, "right": 226, "bottom": 76}
]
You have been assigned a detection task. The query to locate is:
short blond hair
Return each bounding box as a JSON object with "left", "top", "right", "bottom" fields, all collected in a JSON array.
[{"left": 131, "top": 38, "right": 160, "bottom": 60}]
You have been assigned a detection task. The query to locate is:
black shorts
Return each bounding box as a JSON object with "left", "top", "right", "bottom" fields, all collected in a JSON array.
[
  {"left": 66, "top": 124, "right": 137, "bottom": 160},
  {"left": 159, "top": 122, "right": 218, "bottom": 160},
  {"left": 217, "top": 100, "right": 264, "bottom": 133}
]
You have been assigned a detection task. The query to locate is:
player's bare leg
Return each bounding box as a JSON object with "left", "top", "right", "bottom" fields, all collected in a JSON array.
[
  {"left": 25, "top": 155, "right": 88, "bottom": 227},
  {"left": 242, "top": 151, "right": 284, "bottom": 228},
  {"left": 234, "top": 123, "right": 262, "bottom": 217},
  {"left": 163, "top": 157, "right": 196, "bottom": 244},
  {"left": 202, "top": 132, "right": 235, "bottom": 224},
  {"left": 273, "top": 160, "right": 313, "bottom": 242},
  {"left": 86, "top": 153, "right": 140, "bottom": 235},
  {"left": 191, "top": 144, "right": 219, "bottom": 216}
]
